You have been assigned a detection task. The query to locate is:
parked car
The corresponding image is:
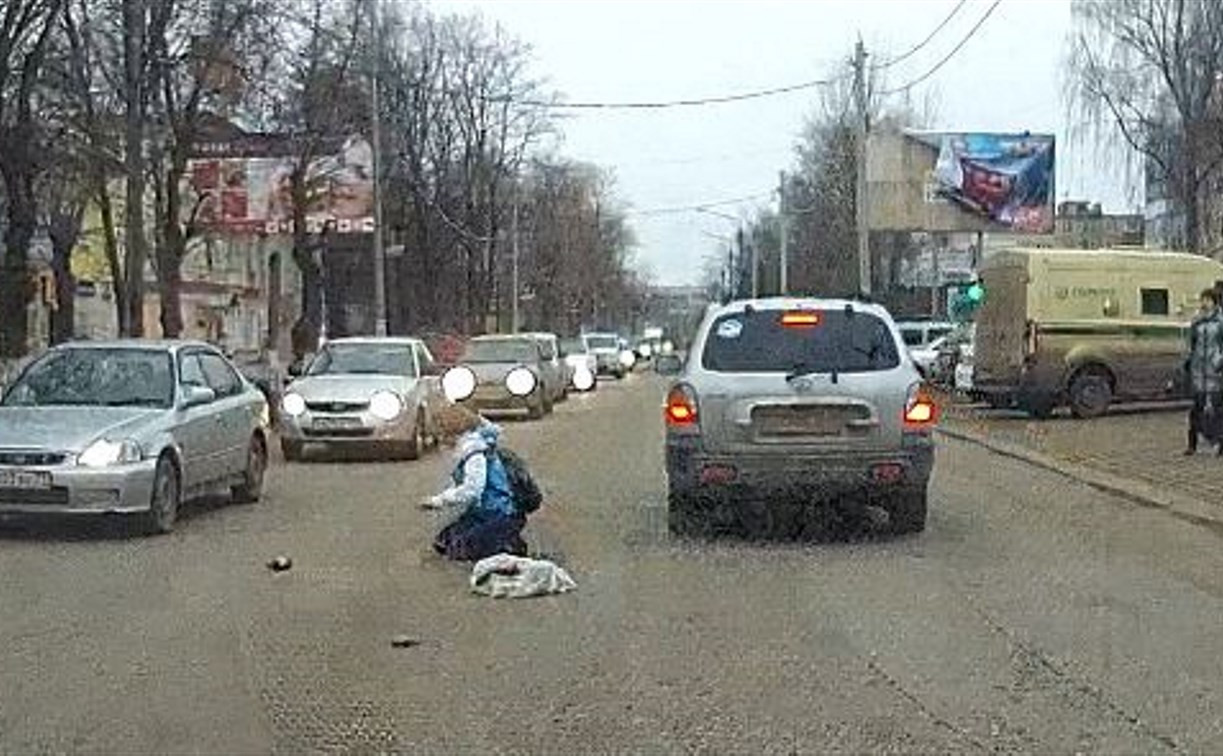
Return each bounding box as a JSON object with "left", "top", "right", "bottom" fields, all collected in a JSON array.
[
  {"left": 525, "top": 332, "right": 570, "bottom": 404},
  {"left": 442, "top": 334, "right": 556, "bottom": 419},
  {"left": 897, "top": 319, "right": 955, "bottom": 352},
  {"left": 278, "top": 337, "right": 446, "bottom": 461},
  {"left": 0, "top": 340, "right": 271, "bottom": 533},
  {"left": 659, "top": 298, "right": 937, "bottom": 537},
  {"left": 560, "top": 337, "right": 598, "bottom": 392},
  {"left": 584, "top": 332, "right": 628, "bottom": 378},
  {"left": 908, "top": 334, "right": 948, "bottom": 379}
]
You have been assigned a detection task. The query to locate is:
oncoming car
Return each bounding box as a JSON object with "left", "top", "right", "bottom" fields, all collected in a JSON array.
[
  {"left": 0, "top": 341, "right": 271, "bottom": 534},
  {"left": 560, "top": 337, "right": 598, "bottom": 392},
  {"left": 658, "top": 298, "right": 937, "bottom": 537},
  {"left": 584, "top": 332, "right": 631, "bottom": 378},
  {"left": 278, "top": 337, "right": 445, "bottom": 461},
  {"left": 442, "top": 334, "right": 555, "bottom": 418}
]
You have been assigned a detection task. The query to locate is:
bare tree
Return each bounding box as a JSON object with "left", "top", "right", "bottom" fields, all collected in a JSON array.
[
  {"left": 0, "top": 0, "right": 65, "bottom": 357},
  {"left": 60, "top": 0, "right": 127, "bottom": 332},
  {"left": 1069, "top": 0, "right": 1223, "bottom": 253}
]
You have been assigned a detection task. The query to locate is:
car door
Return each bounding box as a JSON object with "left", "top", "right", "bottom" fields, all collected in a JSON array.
[
  {"left": 197, "top": 350, "right": 251, "bottom": 478},
  {"left": 175, "top": 350, "right": 227, "bottom": 491}
]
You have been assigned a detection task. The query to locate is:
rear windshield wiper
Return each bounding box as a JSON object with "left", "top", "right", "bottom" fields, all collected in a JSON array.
[{"left": 786, "top": 363, "right": 838, "bottom": 384}]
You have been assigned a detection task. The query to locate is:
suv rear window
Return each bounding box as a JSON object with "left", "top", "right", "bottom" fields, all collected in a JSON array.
[{"left": 702, "top": 309, "right": 901, "bottom": 373}]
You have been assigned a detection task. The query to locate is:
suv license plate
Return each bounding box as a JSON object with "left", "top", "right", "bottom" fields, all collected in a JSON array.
[
  {"left": 313, "top": 416, "right": 362, "bottom": 431},
  {"left": 0, "top": 470, "right": 52, "bottom": 489}
]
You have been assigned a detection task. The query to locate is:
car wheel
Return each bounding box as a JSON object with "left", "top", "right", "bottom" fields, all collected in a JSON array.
[
  {"left": 404, "top": 410, "right": 425, "bottom": 460},
  {"left": 232, "top": 434, "right": 267, "bottom": 504},
  {"left": 667, "top": 489, "right": 711, "bottom": 538},
  {"left": 885, "top": 485, "right": 928, "bottom": 535},
  {"left": 143, "top": 455, "right": 181, "bottom": 535},
  {"left": 1068, "top": 368, "right": 1112, "bottom": 419},
  {"left": 281, "top": 439, "right": 304, "bottom": 462},
  {"left": 527, "top": 395, "right": 545, "bottom": 420}
]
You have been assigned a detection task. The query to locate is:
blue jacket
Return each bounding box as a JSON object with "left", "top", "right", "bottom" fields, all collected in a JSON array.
[{"left": 433, "top": 421, "right": 516, "bottom": 518}]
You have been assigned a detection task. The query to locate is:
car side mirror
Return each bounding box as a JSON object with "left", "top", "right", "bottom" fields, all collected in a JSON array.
[
  {"left": 180, "top": 384, "right": 216, "bottom": 409},
  {"left": 655, "top": 354, "right": 683, "bottom": 376}
]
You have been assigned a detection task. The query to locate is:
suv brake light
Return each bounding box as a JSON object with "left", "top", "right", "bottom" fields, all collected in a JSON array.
[
  {"left": 665, "top": 384, "right": 699, "bottom": 428},
  {"left": 904, "top": 383, "right": 938, "bottom": 426}
]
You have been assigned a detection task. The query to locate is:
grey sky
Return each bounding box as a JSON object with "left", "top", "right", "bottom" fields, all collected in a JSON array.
[{"left": 442, "top": 0, "right": 1137, "bottom": 285}]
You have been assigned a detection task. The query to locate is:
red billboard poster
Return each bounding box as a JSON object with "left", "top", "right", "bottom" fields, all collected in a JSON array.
[{"left": 185, "top": 135, "right": 375, "bottom": 235}]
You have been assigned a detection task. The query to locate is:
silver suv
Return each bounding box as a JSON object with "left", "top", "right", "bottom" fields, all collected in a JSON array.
[{"left": 659, "top": 298, "right": 937, "bottom": 536}]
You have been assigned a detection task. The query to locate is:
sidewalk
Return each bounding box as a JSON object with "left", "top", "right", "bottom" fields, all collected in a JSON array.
[{"left": 940, "top": 402, "right": 1223, "bottom": 527}]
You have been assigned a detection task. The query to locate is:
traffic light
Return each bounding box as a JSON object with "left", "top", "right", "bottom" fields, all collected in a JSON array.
[{"left": 948, "top": 281, "right": 985, "bottom": 321}]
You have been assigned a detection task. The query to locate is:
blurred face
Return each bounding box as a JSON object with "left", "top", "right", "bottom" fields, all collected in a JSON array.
[
  {"left": 435, "top": 405, "right": 481, "bottom": 446},
  {"left": 1203, "top": 296, "right": 1217, "bottom": 314}
]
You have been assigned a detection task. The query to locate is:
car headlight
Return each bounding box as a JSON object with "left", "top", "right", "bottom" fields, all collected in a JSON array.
[
  {"left": 505, "top": 367, "right": 537, "bottom": 396},
  {"left": 78, "top": 438, "right": 142, "bottom": 468},
  {"left": 619, "top": 350, "right": 636, "bottom": 368},
  {"left": 369, "top": 390, "right": 403, "bottom": 421},
  {"left": 282, "top": 392, "right": 306, "bottom": 417},
  {"left": 443, "top": 366, "right": 477, "bottom": 402},
  {"left": 662, "top": 340, "right": 674, "bottom": 354},
  {"left": 572, "top": 366, "right": 595, "bottom": 391},
  {"left": 639, "top": 344, "right": 653, "bottom": 358}
]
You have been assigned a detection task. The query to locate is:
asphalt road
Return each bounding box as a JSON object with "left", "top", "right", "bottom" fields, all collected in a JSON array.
[{"left": 2, "top": 375, "right": 1223, "bottom": 754}]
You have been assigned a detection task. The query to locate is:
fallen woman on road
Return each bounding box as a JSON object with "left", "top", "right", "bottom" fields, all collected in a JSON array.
[{"left": 421, "top": 405, "right": 529, "bottom": 561}]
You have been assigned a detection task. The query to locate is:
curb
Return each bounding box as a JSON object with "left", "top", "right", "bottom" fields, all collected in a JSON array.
[{"left": 937, "top": 424, "right": 1223, "bottom": 532}]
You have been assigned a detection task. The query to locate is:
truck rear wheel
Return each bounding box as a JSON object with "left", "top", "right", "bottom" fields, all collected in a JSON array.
[{"left": 1068, "top": 368, "right": 1113, "bottom": 419}]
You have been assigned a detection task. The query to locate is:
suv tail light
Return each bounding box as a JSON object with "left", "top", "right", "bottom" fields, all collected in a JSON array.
[
  {"left": 904, "top": 383, "right": 938, "bottom": 427},
  {"left": 665, "top": 384, "right": 700, "bottom": 429}
]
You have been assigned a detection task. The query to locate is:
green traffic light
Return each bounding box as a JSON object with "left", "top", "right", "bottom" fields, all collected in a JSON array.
[{"left": 966, "top": 283, "right": 984, "bottom": 303}]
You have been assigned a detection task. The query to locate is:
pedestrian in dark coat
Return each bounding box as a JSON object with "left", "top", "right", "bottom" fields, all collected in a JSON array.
[{"left": 1184, "top": 288, "right": 1223, "bottom": 455}]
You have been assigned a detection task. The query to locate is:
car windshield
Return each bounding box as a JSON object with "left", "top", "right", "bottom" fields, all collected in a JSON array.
[
  {"left": 1, "top": 348, "right": 174, "bottom": 408},
  {"left": 307, "top": 344, "right": 417, "bottom": 377},
  {"left": 702, "top": 310, "right": 900, "bottom": 373},
  {"left": 464, "top": 339, "right": 537, "bottom": 363},
  {"left": 585, "top": 335, "right": 618, "bottom": 349},
  {"left": 561, "top": 339, "right": 586, "bottom": 355}
]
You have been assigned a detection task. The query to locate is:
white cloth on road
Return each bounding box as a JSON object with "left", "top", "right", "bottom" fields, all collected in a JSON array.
[{"left": 469, "top": 554, "right": 576, "bottom": 599}]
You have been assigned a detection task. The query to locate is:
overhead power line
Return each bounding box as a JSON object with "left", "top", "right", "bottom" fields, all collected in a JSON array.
[
  {"left": 879, "top": 0, "right": 1003, "bottom": 96},
  {"left": 508, "top": 76, "right": 845, "bottom": 110},
  {"left": 628, "top": 191, "right": 776, "bottom": 217},
  {"left": 870, "top": 0, "right": 969, "bottom": 71}
]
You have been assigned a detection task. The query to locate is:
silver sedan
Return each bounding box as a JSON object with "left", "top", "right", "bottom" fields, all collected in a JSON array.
[
  {"left": 0, "top": 340, "right": 271, "bottom": 533},
  {"left": 277, "top": 337, "right": 446, "bottom": 461}
]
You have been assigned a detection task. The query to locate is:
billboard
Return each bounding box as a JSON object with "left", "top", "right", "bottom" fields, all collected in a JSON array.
[
  {"left": 866, "top": 130, "right": 1055, "bottom": 235},
  {"left": 924, "top": 132, "right": 1054, "bottom": 233},
  {"left": 186, "top": 135, "right": 375, "bottom": 236}
]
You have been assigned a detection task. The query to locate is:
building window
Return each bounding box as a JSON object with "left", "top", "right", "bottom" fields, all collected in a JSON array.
[{"left": 1141, "top": 288, "right": 1170, "bottom": 316}]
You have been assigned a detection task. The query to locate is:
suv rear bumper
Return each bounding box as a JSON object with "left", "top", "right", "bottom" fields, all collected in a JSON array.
[{"left": 665, "top": 436, "right": 934, "bottom": 498}]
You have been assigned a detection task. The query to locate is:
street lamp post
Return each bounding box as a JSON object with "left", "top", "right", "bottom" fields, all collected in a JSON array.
[{"left": 370, "top": 0, "right": 388, "bottom": 336}]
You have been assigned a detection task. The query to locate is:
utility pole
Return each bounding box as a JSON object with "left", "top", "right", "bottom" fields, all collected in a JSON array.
[
  {"left": 737, "top": 226, "right": 750, "bottom": 299},
  {"left": 749, "top": 223, "right": 758, "bottom": 298},
  {"left": 852, "top": 39, "right": 871, "bottom": 297},
  {"left": 511, "top": 186, "right": 521, "bottom": 333},
  {"left": 370, "top": 0, "right": 388, "bottom": 336},
  {"left": 778, "top": 170, "right": 789, "bottom": 295}
]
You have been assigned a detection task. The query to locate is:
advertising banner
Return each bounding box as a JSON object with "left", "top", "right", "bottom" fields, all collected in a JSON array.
[
  {"left": 922, "top": 132, "right": 1055, "bottom": 233},
  {"left": 186, "top": 135, "right": 375, "bottom": 235}
]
